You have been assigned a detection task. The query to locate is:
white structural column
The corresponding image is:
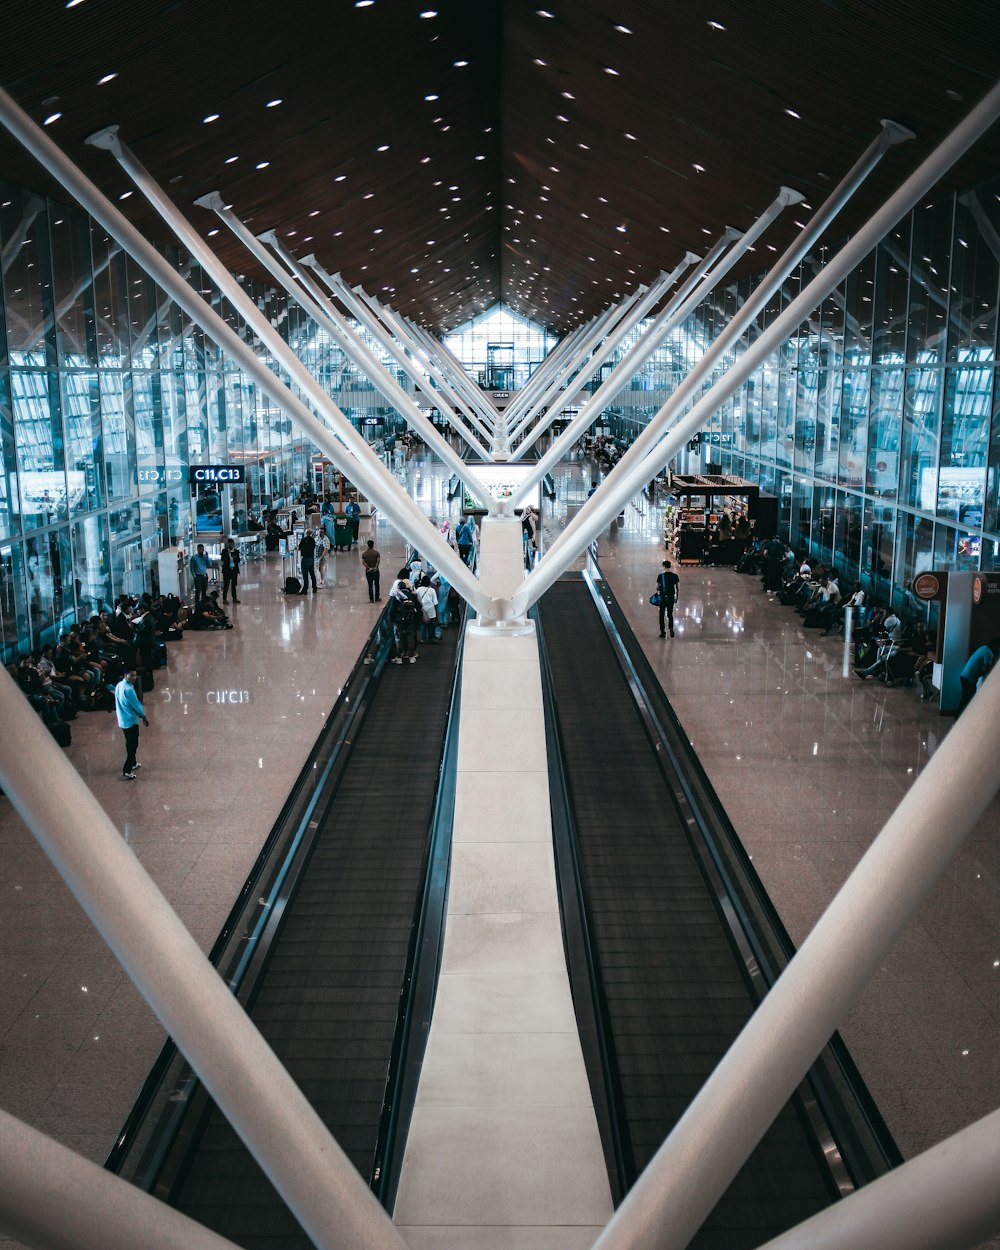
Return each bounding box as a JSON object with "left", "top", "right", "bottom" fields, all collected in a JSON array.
[
  {"left": 506, "top": 269, "right": 677, "bottom": 447},
  {"left": 308, "top": 262, "right": 494, "bottom": 454},
  {"left": 372, "top": 295, "right": 501, "bottom": 433},
  {"left": 343, "top": 277, "right": 497, "bottom": 447},
  {"left": 393, "top": 520, "right": 613, "bottom": 1249},
  {"left": 512, "top": 185, "right": 801, "bottom": 480},
  {"left": 0, "top": 1107, "right": 244, "bottom": 1250},
  {"left": 513, "top": 82, "right": 1000, "bottom": 616},
  {"left": 76, "top": 125, "right": 487, "bottom": 614},
  {"left": 504, "top": 306, "right": 618, "bottom": 430},
  {"left": 0, "top": 667, "right": 409, "bottom": 1250},
  {"left": 504, "top": 286, "right": 646, "bottom": 443},
  {"left": 506, "top": 249, "right": 702, "bottom": 463},
  {"left": 244, "top": 221, "right": 497, "bottom": 494},
  {"left": 404, "top": 313, "right": 504, "bottom": 431},
  {"left": 503, "top": 316, "right": 593, "bottom": 427},
  {"left": 755, "top": 1106, "right": 1000, "bottom": 1250},
  {"left": 355, "top": 292, "right": 499, "bottom": 442},
  {"left": 506, "top": 230, "right": 736, "bottom": 476},
  {"left": 511, "top": 127, "right": 903, "bottom": 508}
]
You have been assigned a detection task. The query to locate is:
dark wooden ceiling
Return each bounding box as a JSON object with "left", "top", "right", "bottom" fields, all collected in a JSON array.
[{"left": 0, "top": 0, "right": 997, "bottom": 335}]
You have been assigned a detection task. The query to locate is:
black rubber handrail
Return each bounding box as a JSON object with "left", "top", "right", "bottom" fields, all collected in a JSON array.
[{"left": 370, "top": 604, "right": 472, "bottom": 1209}]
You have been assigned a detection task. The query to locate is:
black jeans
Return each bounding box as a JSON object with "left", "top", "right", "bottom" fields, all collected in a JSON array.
[
  {"left": 221, "top": 568, "right": 239, "bottom": 600},
  {"left": 365, "top": 568, "right": 381, "bottom": 601},
  {"left": 300, "top": 559, "right": 317, "bottom": 591},
  {"left": 658, "top": 598, "right": 675, "bottom": 635},
  {"left": 193, "top": 573, "right": 208, "bottom": 609},
  {"left": 122, "top": 724, "right": 139, "bottom": 773}
]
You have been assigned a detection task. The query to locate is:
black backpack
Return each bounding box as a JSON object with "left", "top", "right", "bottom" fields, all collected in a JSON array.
[{"left": 284, "top": 576, "right": 302, "bottom": 595}]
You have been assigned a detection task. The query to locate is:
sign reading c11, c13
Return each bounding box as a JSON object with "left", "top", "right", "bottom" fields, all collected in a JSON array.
[{"left": 188, "top": 464, "right": 246, "bottom": 485}]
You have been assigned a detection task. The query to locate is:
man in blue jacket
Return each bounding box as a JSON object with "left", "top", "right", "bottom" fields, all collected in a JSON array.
[
  {"left": 956, "top": 637, "right": 998, "bottom": 717},
  {"left": 114, "top": 669, "right": 149, "bottom": 780}
]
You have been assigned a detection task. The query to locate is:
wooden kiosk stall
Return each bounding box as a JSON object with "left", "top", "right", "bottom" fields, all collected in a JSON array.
[{"left": 667, "top": 473, "right": 778, "bottom": 564}]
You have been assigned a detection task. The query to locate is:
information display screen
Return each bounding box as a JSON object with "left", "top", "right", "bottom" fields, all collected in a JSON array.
[{"left": 462, "top": 463, "right": 541, "bottom": 512}]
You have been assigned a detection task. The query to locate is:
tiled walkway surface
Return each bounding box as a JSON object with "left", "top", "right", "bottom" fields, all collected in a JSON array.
[{"left": 1, "top": 452, "right": 997, "bottom": 1249}]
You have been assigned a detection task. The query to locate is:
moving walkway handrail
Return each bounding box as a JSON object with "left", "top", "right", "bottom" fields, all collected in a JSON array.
[
  {"left": 582, "top": 554, "right": 902, "bottom": 1184},
  {"left": 106, "top": 605, "right": 400, "bottom": 1183},
  {"left": 370, "top": 604, "right": 472, "bottom": 1209}
]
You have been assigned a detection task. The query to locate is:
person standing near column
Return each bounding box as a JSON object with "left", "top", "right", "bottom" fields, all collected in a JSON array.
[
  {"left": 657, "top": 559, "right": 680, "bottom": 638},
  {"left": 220, "top": 538, "right": 241, "bottom": 604},
  {"left": 361, "top": 539, "right": 381, "bottom": 602},
  {"left": 189, "top": 543, "right": 210, "bottom": 611},
  {"left": 347, "top": 495, "right": 362, "bottom": 547},
  {"left": 115, "top": 668, "right": 148, "bottom": 780}
]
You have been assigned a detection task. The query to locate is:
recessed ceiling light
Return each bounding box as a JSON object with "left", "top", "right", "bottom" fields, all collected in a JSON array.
[
  {"left": 363, "top": 192, "right": 374, "bottom": 199},
  {"left": 537, "top": 8, "right": 555, "bottom": 15},
  {"left": 225, "top": 155, "right": 239, "bottom": 164},
  {"left": 266, "top": 98, "right": 283, "bottom": 108},
  {"left": 707, "top": 19, "right": 726, "bottom": 29},
  {"left": 784, "top": 108, "right": 801, "bottom": 119},
  {"left": 373, "top": 227, "right": 383, "bottom": 234},
  {"left": 475, "top": 154, "right": 486, "bottom": 160},
  {"left": 659, "top": 225, "right": 670, "bottom": 232},
  {"left": 355, "top": 0, "right": 374, "bottom": 6},
  {"left": 419, "top": 9, "right": 438, "bottom": 16},
  {"left": 377, "top": 144, "right": 390, "bottom": 152},
  {"left": 118, "top": 190, "right": 132, "bottom": 200},
  {"left": 603, "top": 66, "right": 619, "bottom": 75},
  {"left": 335, "top": 174, "right": 346, "bottom": 181},
  {"left": 616, "top": 224, "right": 627, "bottom": 232},
  {"left": 65, "top": 0, "right": 85, "bottom": 7},
  {"left": 97, "top": 72, "right": 118, "bottom": 85},
  {"left": 43, "top": 112, "right": 62, "bottom": 125},
  {"left": 203, "top": 113, "right": 220, "bottom": 123},
  {"left": 424, "top": 93, "right": 439, "bottom": 101},
  {"left": 533, "top": 57, "right": 547, "bottom": 66},
  {"left": 256, "top": 161, "right": 270, "bottom": 169},
  {"left": 614, "top": 24, "right": 633, "bottom": 33},
  {"left": 454, "top": 59, "right": 469, "bottom": 67},
  {"left": 693, "top": 163, "right": 705, "bottom": 172}
]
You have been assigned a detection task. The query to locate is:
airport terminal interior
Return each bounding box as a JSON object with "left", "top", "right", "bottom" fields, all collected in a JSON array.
[{"left": 0, "top": 4, "right": 999, "bottom": 1250}]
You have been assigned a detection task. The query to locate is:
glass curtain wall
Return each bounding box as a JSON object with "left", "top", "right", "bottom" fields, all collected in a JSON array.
[
  {"left": 606, "top": 175, "right": 1000, "bottom": 620},
  {"left": 444, "top": 305, "right": 557, "bottom": 390},
  {"left": 0, "top": 179, "right": 414, "bottom": 660}
]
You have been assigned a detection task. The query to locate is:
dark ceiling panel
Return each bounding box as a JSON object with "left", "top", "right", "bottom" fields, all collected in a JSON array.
[{"left": 0, "top": 0, "right": 996, "bottom": 335}]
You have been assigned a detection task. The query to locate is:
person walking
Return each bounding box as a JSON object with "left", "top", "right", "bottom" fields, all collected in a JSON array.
[
  {"left": 219, "top": 538, "right": 241, "bottom": 604},
  {"left": 114, "top": 668, "right": 148, "bottom": 780},
  {"left": 189, "top": 543, "right": 210, "bottom": 610},
  {"left": 657, "top": 559, "right": 680, "bottom": 638},
  {"left": 456, "top": 515, "right": 476, "bottom": 566},
  {"left": 955, "top": 637, "right": 998, "bottom": 716},
  {"left": 361, "top": 539, "right": 381, "bottom": 602},
  {"left": 298, "top": 528, "right": 317, "bottom": 593},
  {"left": 314, "top": 525, "right": 329, "bottom": 587}
]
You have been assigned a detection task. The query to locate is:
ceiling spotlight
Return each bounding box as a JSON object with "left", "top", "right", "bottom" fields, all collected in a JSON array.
[
  {"left": 335, "top": 174, "right": 347, "bottom": 181},
  {"left": 43, "top": 112, "right": 63, "bottom": 125},
  {"left": 419, "top": 8, "right": 438, "bottom": 16},
  {"left": 97, "top": 72, "right": 118, "bottom": 85},
  {"left": 453, "top": 59, "right": 469, "bottom": 66},
  {"left": 355, "top": 0, "right": 374, "bottom": 6},
  {"left": 266, "top": 98, "right": 283, "bottom": 108},
  {"left": 203, "top": 113, "right": 220, "bottom": 123},
  {"left": 707, "top": 19, "right": 726, "bottom": 29},
  {"left": 614, "top": 24, "right": 633, "bottom": 33},
  {"left": 603, "top": 66, "right": 620, "bottom": 75},
  {"left": 424, "top": 93, "right": 439, "bottom": 101}
]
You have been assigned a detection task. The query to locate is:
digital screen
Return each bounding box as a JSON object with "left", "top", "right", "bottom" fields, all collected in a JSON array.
[
  {"left": 462, "top": 463, "right": 542, "bottom": 512},
  {"left": 13, "top": 470, "right": 86, "bottom": 516}
]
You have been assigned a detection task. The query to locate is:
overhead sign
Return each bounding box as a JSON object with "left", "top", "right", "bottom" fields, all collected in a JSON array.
[
  {"left": 189, "top": 464, "right": 246, "bottom": 484},
  {"left": 462, "top": 462, "right": 542, "bottom": 512}
]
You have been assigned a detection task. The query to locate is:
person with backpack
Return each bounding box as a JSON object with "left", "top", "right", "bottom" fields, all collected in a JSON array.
[
  {"left": 656, "top": 559, "right": 680, "bottom": 638},
  {"left": 390, "top": 574, "right": 421, "bottom": 664}
]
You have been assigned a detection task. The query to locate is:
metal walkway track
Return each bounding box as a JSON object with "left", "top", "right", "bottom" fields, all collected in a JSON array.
[
  {"left": 164, "top": 628, "right": 460, "bottom": 1249},
  {"left": 536, "top": 578, "right": 841, "bottom": 1249}
]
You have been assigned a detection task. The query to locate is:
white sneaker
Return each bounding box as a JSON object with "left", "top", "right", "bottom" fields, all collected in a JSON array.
[
  {"left": 408, "top": 656, "right": 417, "bottom": 663},
  {"left": 123, "top": 772, "right": 136, "bottom": 780},
  {"left": 391, "top": 657, "right": 403, "bottom": 665}
]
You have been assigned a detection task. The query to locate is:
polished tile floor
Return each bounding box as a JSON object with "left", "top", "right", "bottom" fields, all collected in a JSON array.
[{"left": 1, "top": 452, "right": 997, "bottom": 1249}]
